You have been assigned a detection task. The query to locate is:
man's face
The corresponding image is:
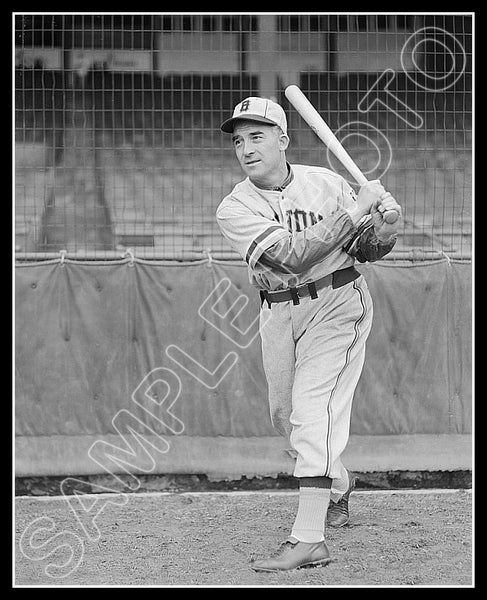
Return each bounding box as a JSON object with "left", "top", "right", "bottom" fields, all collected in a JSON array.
[{"left": 232, "top": 121, "right": 289, "bottom": 184}]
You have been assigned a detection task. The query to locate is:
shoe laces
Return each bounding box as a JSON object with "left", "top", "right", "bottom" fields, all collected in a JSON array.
[
  {"left": 330, "top": 496, "right": 349, "bottom": 516},
  {"left": 272, "top": 541, "right": 295, "bottom": 557}
]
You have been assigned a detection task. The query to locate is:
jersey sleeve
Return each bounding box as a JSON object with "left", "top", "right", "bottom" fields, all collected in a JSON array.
[
  {"left": 217, "top": 197, "right": 357, "bottom": 274},
  {"left": 257, "top": 209, "right": 356, "bottom": 274},
  {"left": 216, "top": 201, "right": 289, "bottom": 268}
]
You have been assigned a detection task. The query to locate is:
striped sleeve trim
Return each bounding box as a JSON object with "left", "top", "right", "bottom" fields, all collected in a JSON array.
[
  {"left": 245, "top": 225, "right": 286, "bottom": 267},
  {"left": 342, "top": 214, "right": 373, "bottom": 254}
]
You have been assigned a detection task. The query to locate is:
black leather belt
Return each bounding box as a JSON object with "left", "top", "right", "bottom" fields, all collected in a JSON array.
[{"left": 260, "top": 266, "right": 360, "bottom": 307}]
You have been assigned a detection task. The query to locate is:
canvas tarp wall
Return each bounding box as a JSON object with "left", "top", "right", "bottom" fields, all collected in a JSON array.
[{"left": 15, "top": 258, "right": 472, "bottom": 478}]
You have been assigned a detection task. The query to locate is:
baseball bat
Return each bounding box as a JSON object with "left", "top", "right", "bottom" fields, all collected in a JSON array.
[{"left": 284, "top": 84, "right": 399, "bottom": 224}]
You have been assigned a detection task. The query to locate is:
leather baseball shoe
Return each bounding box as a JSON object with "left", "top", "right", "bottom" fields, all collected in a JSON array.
[
  {"left": 326, "top": 472, "right": 357, "bottom": 528},
  {"left": 250, "top": 538, "right": 332, "bottom": 572}
]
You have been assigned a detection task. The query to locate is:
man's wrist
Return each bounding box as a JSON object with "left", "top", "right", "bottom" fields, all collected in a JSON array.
[{"left": 346, "top": 206, "right": 368, "bottom": 226}]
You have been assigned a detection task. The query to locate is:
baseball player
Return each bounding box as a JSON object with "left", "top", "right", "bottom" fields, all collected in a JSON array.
[{"left": 216, "top": 97, "right": 402, "bottom": 572}]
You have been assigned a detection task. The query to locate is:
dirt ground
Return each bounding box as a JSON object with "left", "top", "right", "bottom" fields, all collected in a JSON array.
[{"left": 14, "top": 489, "right": 472, "bottom": 587}]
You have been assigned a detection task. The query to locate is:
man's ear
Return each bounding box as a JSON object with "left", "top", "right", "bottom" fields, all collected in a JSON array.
[{"left": 279, "top": 133, "right": 290, "bottom": 152}]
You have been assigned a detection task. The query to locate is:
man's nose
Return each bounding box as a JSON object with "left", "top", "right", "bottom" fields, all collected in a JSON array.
[{"left": 243, "top": 141, "right": 255, "bottom": 155}]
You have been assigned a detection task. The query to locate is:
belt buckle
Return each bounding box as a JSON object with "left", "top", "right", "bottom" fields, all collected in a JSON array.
[{"left": 294, "top": 281, "right": 318, "bottom": 301}]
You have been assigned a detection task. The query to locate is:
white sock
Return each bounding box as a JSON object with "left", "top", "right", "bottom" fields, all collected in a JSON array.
[{"left": 290, "top": 487, "right": 330, "bottom": 543}]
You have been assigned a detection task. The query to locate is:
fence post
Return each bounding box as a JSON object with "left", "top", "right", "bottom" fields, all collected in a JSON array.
[{"left": 256, "top": 14, "right": 278, "bottom": 101}]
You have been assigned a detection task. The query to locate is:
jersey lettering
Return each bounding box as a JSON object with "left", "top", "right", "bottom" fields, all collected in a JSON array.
[
  {"left": 309, "top": 211, "right": 320, "bottom": 225},
  {"left": 286, "top": 209, "right": 323, "bottom": 233}
]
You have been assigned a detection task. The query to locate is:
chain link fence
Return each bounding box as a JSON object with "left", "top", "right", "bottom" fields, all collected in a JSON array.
[{"left": 14, "top": 13, "right": 472, "bottom": 261}]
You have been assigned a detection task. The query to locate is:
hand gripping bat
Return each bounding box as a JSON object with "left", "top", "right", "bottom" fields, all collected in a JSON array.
[{"left": 284, "top": 85, "right": 399, "bottom": 224}]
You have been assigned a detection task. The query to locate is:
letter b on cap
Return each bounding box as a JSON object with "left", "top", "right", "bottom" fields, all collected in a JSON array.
[{"left": 239, "top": 100, "right": 251, "bottom": 112}]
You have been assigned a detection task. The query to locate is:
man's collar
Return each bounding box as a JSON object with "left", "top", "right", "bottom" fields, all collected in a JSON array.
[{"left": 251, "top": 162, "right": 294, "bottom": 192}]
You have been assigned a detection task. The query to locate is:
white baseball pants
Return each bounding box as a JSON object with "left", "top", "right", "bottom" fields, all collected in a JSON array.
[{"left": 259, "top": 275, "right": 373, "bottom": 495}]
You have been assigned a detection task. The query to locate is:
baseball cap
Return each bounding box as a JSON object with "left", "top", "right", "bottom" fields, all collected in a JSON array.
[{"left": 220, "top": 97, "right": 287, "bottom": 135}]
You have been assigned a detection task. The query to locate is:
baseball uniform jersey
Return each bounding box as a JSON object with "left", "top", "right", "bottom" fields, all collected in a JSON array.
[{"left": 217, "top": 163, "right": 395, "bottom": 291}]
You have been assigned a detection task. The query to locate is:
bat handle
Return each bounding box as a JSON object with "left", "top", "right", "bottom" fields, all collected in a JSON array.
[
  {"left": 377, "top": 192, "right": 400, "bottom": 224},
  {"left": 382, "top": 210, "right": 400, "bottom": 224}
]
